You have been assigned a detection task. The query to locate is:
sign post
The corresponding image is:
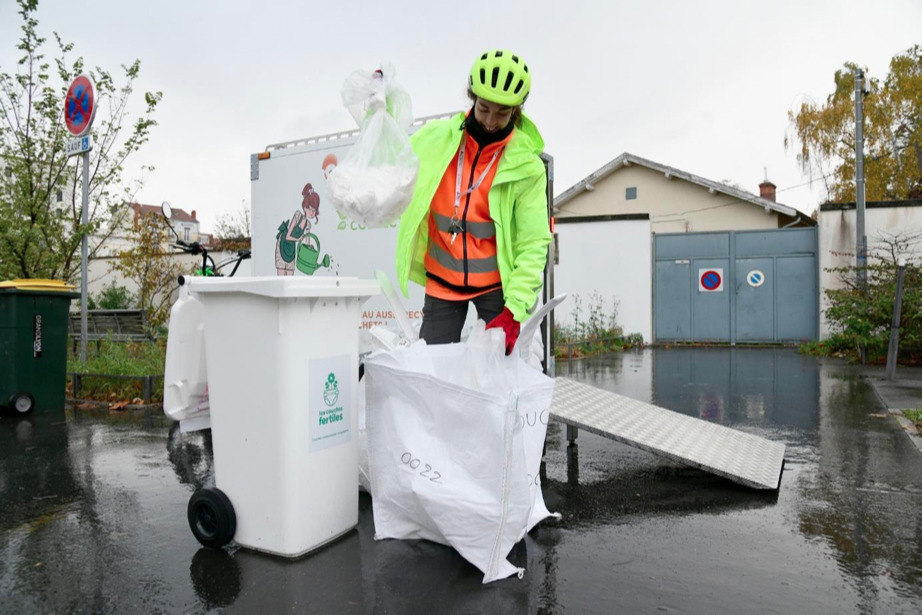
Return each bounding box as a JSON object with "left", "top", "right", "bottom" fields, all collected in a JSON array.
[{"left": 64, "top": 74, "right": 97, "bottom": 362}]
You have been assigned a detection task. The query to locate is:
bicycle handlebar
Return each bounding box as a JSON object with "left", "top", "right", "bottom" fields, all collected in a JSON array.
[{"left": 172, "top": 242, "right": 250, "bottom": 277}]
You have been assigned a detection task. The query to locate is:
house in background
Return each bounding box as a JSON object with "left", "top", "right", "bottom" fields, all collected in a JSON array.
[
  {"left": 554, "top": 152, "right": 813, "bottom": 231},
  {"left": 552, "top": 153, "right": 818, "bottom": 344},
  {"left": 129, "top": 202, "right": 201, "bottom": 243},
  {"left": 87, "top": 202, "right": 214, "bottom": 298}
]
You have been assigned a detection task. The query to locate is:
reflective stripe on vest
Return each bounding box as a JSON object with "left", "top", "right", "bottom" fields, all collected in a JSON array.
[
  {"left": 424, "top": 129, "right": 511, "bottom": 297},
  {"left": 431, "top": 212, "right": 496, "bottom": 239},
  {"left": 428, "top": 240, "right": 498, "bottom": 273}
]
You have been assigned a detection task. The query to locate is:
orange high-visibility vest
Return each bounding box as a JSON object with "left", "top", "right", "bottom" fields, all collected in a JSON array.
[{"left": 425, "top": 130, "right": 513, "bottom": 300}]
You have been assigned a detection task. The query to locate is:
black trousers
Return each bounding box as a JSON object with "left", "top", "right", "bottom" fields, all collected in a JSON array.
[{"left": 419, "top": 289, "right": 505, "bottom": 345}]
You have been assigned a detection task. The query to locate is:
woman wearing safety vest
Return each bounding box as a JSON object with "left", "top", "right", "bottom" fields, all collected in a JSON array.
[{"left": 396, "top": 49, "right": 551, "bottom": 355}]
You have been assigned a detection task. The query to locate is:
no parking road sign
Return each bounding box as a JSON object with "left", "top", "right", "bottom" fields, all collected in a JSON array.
[
  {"left": 65, "top": 74, "right": 98, "bottom": 362},
  {"left": 699, "top": 268, "right": 724, "bottom": 292},
  {"left": 64, "top": 75, "right": 96, "bottom": 137}
]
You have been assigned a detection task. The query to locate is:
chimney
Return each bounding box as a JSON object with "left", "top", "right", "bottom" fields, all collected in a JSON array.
[
  {"left": 191, "top": 209, "right": 197, "bottom": 220},
  {"left": 759, "top": 180, "right": 776, "bottom": 202}
]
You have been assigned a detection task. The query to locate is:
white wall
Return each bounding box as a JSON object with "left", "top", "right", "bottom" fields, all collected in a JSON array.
[
  {"left": 85, "top": 252, "right": 202, "bottom": 300},
  {"left": 553, "top": 218, "right": 652, "bottom": 342},
  {"left": 818, "top": 204, "right": 922, "bottom": 338}
]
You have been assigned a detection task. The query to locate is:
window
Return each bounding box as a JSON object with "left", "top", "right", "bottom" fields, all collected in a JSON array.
[
  {"left": 184, "top": 227, "right": 190, "bottom": 241},
  {"left": 626, "top": 187, "right": 637, "bottom": 200},
  {"left": 56, "top": 190, "right": 63, "bottom": 202}
]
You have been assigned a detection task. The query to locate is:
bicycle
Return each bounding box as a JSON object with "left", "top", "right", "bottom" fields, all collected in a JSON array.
[{"left": 161, "top": 201, "right": 251, "bottom": 278}]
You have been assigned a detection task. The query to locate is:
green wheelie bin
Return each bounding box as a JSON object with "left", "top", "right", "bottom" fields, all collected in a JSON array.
[{"left": 0, "top": 279, "right": 79, "bottom": 415}]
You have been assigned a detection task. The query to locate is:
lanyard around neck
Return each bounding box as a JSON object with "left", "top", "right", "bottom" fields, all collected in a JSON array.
[{"left": 453, "top": 138, "right": 502, "bottom": 221}]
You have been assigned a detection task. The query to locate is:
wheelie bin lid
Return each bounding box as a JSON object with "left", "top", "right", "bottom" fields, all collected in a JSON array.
[
  {"left": 184, "top": 275, "right": 380, "bottom": 299},
  {"left": 0, "top": 279, "right": 79, "bottom": 296}
]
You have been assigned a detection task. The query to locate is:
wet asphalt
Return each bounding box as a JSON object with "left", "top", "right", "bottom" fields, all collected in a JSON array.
[{"left": 0, "top": 347, "right": 920, "bottom": 613}]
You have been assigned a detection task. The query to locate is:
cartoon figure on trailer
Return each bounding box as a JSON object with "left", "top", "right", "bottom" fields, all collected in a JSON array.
[{"left": 275, "top": 182, "right": 331, "bottom": 276}]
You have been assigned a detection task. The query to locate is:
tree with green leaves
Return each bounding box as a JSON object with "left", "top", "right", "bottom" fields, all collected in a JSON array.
[
  {"left": 787, "top": 45, "right": 922, "bottom": 204},
  {"left": 0, "top": 0, "right": 161, "bottom": 281},
  {"left": 109, "top": 212, "right": 187, "bottom": 331}
]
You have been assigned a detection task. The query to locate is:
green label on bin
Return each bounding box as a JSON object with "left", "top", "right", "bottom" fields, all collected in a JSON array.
[{"left": 309, "top": 356, "right": 351, "bottom": 452}]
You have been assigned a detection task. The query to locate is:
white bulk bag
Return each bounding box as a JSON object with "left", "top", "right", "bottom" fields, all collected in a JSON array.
[{"left": 363, "top": 321, "right": 558, "bottom": 583}]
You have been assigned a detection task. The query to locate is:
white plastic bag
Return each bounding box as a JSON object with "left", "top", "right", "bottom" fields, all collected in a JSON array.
[
  {"left": 328, "top": 63, "right": 418, "bottom": 228},
  {"left": 363, "top": 321, "right": 558, "bottom": 584}
]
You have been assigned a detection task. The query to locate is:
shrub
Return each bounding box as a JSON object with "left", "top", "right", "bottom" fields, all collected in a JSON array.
[
  {"left": 558, "top": 291, "right": 620, "bottom": 343},
  {"left": 824, "top": 247, "right": 921, "bottom": 364},
  {"left": 553, "top": 291, "right": 643, "bottom": 358},
  {"left": 89, "top": 281, "right": 137, "bottom": 310}
]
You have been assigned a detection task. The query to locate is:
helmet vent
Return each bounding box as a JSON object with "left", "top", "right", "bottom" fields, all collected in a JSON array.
[
  {"left": 479, "top": 68, "right": 486, "bottom": 84},
  {"left": 481, "top": 53, "right": 488, "bottom": 61},
  {"left": 512, "top": 55, "right": 519, "bottom": 64},
  {"left": 494, "top": 50, "right": 503, "bottom": 58},
  {"left": 504, "top": 71, "right": 514, "bottom": 91},
  {"left": 513, "top": 80, "right": 524, "bottom": 94},
  {"left": 491, "top": 66, "right": 500, "bottom": 88}
]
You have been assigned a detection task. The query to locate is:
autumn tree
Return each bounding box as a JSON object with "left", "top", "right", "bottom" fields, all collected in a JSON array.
[
  {"left": 786, "top": 45, "right": 922, "bottom": 203},
  {"left": 109, "top": 212, "right": 187, "bottom": 331},
  {"left": 0, "top": 0, "right": 161, "bottom": 281},
  {"left": 213, "top": 199, "right": 251, "bottom": 240}
]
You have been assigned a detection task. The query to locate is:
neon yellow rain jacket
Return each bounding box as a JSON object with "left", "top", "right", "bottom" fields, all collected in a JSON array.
[{"left": 395, "top": 112, "right": 551, "bottom": 323}]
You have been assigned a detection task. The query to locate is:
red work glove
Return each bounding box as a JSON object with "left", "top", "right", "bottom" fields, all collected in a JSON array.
[{"left": 486, "top": 307, "right": 520, "bottom": 356}]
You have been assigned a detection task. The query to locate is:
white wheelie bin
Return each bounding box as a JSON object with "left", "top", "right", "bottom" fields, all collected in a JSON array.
[{"left": 181, "top": 275, "right": 378, "bottom": 557}]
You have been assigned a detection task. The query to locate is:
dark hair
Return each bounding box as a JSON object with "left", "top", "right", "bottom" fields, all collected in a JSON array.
[{"left": 466, "top": 87, "right": 523, "bottom": 128}]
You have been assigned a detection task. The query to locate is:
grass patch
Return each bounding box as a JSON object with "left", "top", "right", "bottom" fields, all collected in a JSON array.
[
  {"left": 67, "top": 337, "right": 166, "bottom": 402},
  {"left": 902, "top": 409, "right": 922, "bottom": 431},
  {"left": 798, "top": 339, "right": 834, "bottom": 356},
  {"left": 553, "top": 333, "right": 644, "bottom": 359}
]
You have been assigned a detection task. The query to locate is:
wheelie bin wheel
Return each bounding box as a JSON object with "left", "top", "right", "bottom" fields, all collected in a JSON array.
[
  {"left": 188, "top": 487, "right": 236, "bottom": 549},
  {"left": 9, "top": 393, "right": 34, "bottom": 415}
]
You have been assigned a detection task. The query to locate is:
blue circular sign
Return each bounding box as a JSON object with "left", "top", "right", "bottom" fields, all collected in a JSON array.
[
  {"left": 701, "top": 270, "right": 721, "bottom": 291},
  {"left": 747, "top": 270, "right": 765, "bottom": 288}
]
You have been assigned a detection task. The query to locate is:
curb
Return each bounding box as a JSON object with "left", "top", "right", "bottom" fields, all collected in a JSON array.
[
  {"left": 889, "top": 409, "right": 922, "bottom": 453},
  {"left": 863, "top": 377, "right": 923, "bottom": 453},
  {"left": 66, "top": 398, "right": 164, "bottom": 416},
  {"left": 861, "top": 374, "right": 922, "bottom": 453}
]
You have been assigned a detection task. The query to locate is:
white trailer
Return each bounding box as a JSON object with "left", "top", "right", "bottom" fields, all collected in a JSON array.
[{"left": 249, "top": 115, "right": 557, "bottom": 361}]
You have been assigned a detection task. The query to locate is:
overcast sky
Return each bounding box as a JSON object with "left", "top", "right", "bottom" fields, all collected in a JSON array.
[{"left": 1, "top": 0, "right": 921, "bottom": 232}]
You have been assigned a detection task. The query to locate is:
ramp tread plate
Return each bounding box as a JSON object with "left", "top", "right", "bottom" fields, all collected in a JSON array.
[{"left": 550, "top": 377, "right": 785, "bottom": 490}]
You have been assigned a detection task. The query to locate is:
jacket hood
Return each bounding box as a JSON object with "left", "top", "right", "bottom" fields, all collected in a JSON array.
[
  {"left": 449, "top": 111, "right": 544, "bottom": 184},
  {"left": 515, "top": 113, "right": 544, "bottom": 153},
  {"left": 451, "top": 111, "right": 544, "bottom": 155}
]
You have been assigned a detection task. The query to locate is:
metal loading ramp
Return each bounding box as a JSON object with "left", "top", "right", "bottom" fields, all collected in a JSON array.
[{"left": 549, "top": 377, "right": 786, "bottom": 490}]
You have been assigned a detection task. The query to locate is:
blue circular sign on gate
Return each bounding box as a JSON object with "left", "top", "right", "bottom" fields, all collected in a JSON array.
[
  {"left": 747, "top": 270, "right": 765, "bottom": 288},
  {"left": 700, "top": 270, "right": 722, "bottom": 291}
]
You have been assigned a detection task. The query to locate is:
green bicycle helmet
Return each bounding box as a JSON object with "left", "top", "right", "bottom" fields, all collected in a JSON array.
[{"left": 469, "top": 50, "right": 531, "bottom": 107}]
